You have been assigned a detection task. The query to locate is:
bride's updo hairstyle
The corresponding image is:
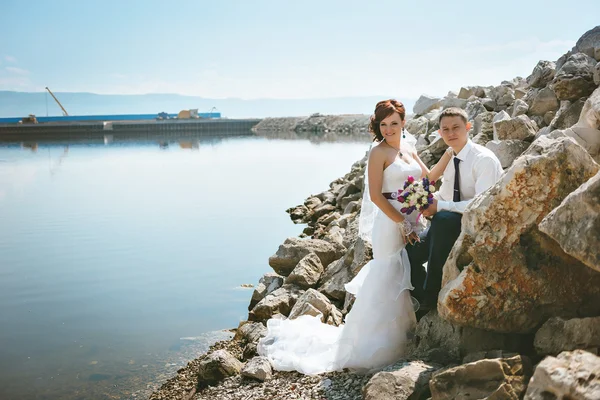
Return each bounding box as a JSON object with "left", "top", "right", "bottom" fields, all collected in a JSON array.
[{"left": 369, "top": 99, "right": 406, "bottom": 142}]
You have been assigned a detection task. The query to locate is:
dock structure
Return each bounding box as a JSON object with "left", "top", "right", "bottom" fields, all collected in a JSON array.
[{"left": 0, "top": 118, "right": 262, "bottom": 142}]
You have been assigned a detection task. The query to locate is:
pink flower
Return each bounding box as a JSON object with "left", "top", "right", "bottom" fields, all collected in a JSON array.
[{"left": 407, "top": 176, "right": 415, "bottom": 184}]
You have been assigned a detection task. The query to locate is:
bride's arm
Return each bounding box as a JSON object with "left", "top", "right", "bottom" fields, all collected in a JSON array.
[
  {"left": 412, "top": 147, "right": 452, "bottom": 181},
  {"left": 368, "top": 148, "right": 406, "bottom": 223}
]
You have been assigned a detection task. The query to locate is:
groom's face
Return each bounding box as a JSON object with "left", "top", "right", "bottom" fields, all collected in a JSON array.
[{"left": 439, "top": 116, "right": 469, "bottom": 150}]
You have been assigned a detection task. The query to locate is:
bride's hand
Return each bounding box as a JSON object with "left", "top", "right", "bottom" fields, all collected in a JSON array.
[{"left": 404, "top": 231, "right": 420, "bottom": 245}]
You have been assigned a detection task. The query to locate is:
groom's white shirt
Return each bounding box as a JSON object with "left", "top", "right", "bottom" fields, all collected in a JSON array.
[{"left": 435, "top": 140, "right": 503, "bottom": 214}]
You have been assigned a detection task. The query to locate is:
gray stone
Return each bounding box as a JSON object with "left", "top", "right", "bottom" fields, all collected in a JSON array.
[
  {"left": 248, "top": 273, "right": 284, "bottom": 311},
  {"left": 241, "top": 356, "right": 273, "bottom": 381},
  {"left": 494, "top": 115, "right": 538, "bottom": 142},
  {"left": 485, "top": 139, "right": 530, "bottom": 169},
  {"left": 430, "top": 355, "right": 532, "bottom": 400},
  {"left": 248, "top": 285, "right": 303, "bottom": 322},
  {"left": 197, "top": 350, "right": 243, "bottom": 387},
  {"left": 534, "top": 317, "right": 600, "bottom": 356},
  {"left": 363, "top": 361, "right": 439, "bottom": 400},
  {"left": 539, "top": 170, "right": 600, "bottom": 272},
  {"left": 524, "top": 350, "right": 600, "bottom": 400},
  {"left": 285, "top": 252, "right": 324, "bottom": 289},
  {"left": 234, "top": 321, "right": 267, "bottom": 344},
  {"left": 551, "top": 53, "right": 598, "bottom": 101},
  {"left": 574, "top": 25, "right": 600, "bottom": 61},
  {"left": 527, "top": 60, "right": 556, "bottom": 88},
  {"left": 413, "top": 95, "right": 442, "bottom": 116},
  {"left": 527, "top": 87, "right": 560, "bottom": 116},
  {"left": 511, "top": 98, "right": 529, "bottom": 117},
  {"left": 268, "top": 237, "right": 345, "bottom": 276}
]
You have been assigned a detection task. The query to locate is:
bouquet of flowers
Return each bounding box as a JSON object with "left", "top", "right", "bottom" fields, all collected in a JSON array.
[{"left": 391, "top": 176, "right": 436, "bottom": 215}]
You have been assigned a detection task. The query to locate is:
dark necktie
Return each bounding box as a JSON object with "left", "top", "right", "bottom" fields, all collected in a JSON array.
[{"left": 453, "top": 157, "right": 461, "bottom": 202}]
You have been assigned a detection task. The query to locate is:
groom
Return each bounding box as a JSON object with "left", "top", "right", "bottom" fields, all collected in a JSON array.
[{"left": 407, "top": 107, "right": 503, "bottom": 312}]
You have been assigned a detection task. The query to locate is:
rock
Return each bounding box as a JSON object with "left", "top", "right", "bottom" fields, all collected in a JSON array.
[
  {"left": 363, "top": 360, "right": 440, "bottom": 400},
  {"left": 511, "top": 98, "right": 529, "bottom": 117},
  {"left": 527, "top": 87, "right": 560, "bottom": 116},
  {"left": 405, "top": 116, "right": 430, "bottom": 136},
  {"left": 234, "top": 321, "right": 267, "bottom": 345},
  {"left": 310, "top": 203, "right": 337, "bottom": 222},
  {"left": 304, "top": 196, "right": 322, "bottom": 209},
  {"left": 465, "top": 100, "right": 487, "bottom": 121},
  {"left": 197, "top": 350, "right": 243, "bottom": 387},
  {"left": 248, "top": 273, "right": 284, "bottom": 311},
  {"left": 443, "top": 97, "right": 468, "bottom": 109},
  {"left": 439, "top": 136, "right": 600, "bottom": 333},
  {"left": 555, "top": 98, "right": 586, "bottom": 129},
  {"left": 240, "top": 356, "right": 272, "bottom": 381},
  {"left": 534, "top": 317, "right": 600, "bottom": 356},
  {"left": 429, "top": 355, "right": 532, "bottom": 400},
  {"left": 561, "top": 86, "right": 600, "bottom": 160},
  {"left": 462, "top": 350, "right": 519, "bottom": 364},
  {"left": 268, "top": 237, "right": 345, "bottom": 276},
  {"left": 551, "top": 53, "right": 598, "bottom": 101},
  {"left": 248, "top": 285, "right": 303, "bottom": 322},
  {"left": 527, "top": 60, "right": 556, "bottom": 88},
  {"left": 319, "top": 238, "right": 372, "bottom": 301},
  {"left": 494, "top": 115, "right": 538, "bottom": 142},
  {"left": 490, "top": 85, "right": 516, "bottom": 108},
  {"left": 482, "top": 97, "right": 497, "bottom": 111},
  {"left": 472, "top": 111, "right": 496, "bottom": 146},
  {"left": 285, "top": 252, "right": 324, "bottom": 289},
  {"left": 492, "top": 110, "right": 511, "bottom": 140},
  {"left": 288, "top": 288, "right": 338, "bottom": 323},
  {"left": 485, "top": 139, "right": 530, "bottom": 169},
  {"left": 335, "top": 182, "right": 361, "bottom": 207},
  {"left": 524, "top": 350, "right": 600, "bottom": 400},
  {"left": 595, "top": 62, "right": 600, "bottom": 85},
  {"left": 424, "top": 136, "right": 449, "bottom": 158},
  {"left": 407, "top": 310, "right": 525, "bottom": 363},
  {"left": 458, "top": 87, "right": 476, "bottom": 99},
  {"left": 343, "top": 199, "right": 361, "bottom": 214},
  {"left": 574, "top": 25, "right": 600, "bottom": 61},
  {"left": 286, "top": 204, "right": 309, "bottom": 223},
  {"left": 413, "top": 95, "right": 442, "bottom": 116},
  {"left": 539, "top": 170, "right": 600, "bottom": 272}
]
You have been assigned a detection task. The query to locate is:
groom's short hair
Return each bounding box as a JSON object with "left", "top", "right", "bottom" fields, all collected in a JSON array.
[{"left": 439, "top": 107, "right": 468, "bottom": 125}]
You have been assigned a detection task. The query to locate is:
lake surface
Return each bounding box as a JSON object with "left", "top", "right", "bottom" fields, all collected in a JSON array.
[{"left": 0, "top": 132, "right": 370, "bottom": 400}]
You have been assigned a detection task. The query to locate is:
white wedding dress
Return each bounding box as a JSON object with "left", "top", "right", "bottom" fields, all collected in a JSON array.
[{"left": 257, "top": 157, "right": 423, "bottom": 375}]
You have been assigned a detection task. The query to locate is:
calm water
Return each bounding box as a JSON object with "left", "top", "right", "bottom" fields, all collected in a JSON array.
[{"left": 0, "top": 133, "right": 370, "bottom": 400}]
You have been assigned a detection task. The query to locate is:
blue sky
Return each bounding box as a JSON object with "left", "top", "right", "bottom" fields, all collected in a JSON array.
[{"left": 0, "top": 0, "right": 598, "bottom": 99}]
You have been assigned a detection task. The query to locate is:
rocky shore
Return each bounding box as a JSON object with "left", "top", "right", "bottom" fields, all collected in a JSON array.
[{"left": 150, "top": 26, "right": 600, "bottom": 400}]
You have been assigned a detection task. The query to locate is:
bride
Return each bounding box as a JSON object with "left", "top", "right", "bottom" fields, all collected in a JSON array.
[{"left": 258, "top": 99, "right": 452, "bottom": 375}]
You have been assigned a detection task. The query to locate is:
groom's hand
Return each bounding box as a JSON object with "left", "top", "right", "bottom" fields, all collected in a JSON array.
[{"left": 422, "top": 199, "right": 438, "bottom": 217}]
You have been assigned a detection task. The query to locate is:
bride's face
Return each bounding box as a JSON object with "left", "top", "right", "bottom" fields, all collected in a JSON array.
[{"left": 379, "top": 113, "right": 405, "bottom": 141}]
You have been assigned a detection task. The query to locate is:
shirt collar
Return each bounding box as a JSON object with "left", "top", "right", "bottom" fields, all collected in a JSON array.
[{"left": 454, "top": 140, "right": 473, "bottom": 161}]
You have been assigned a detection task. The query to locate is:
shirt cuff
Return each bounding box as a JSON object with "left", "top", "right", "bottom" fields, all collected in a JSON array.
[{"left": 437, "top": 200, "right": 451, "bottom": 212}]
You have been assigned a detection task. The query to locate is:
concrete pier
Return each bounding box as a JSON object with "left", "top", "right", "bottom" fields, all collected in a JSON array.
[{"left": 0, "top": 118, "right": 261, "bottom": 142}]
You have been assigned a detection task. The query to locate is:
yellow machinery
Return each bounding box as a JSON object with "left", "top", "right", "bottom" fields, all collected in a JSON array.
[{"left": 45, "top": 87, "right": 69, "bottom": 116}]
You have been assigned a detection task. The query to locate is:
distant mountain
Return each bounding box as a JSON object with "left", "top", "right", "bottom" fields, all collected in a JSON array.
[{"left": 0, "top": 91, "right": 416, "bottom": 119}]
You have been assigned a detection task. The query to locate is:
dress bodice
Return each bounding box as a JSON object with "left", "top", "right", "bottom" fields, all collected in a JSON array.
[{"left": 381, "top": 157, "right": 422, "bottom": 193}]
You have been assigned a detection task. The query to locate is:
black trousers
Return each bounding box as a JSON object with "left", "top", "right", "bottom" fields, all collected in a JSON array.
[{"left": 406, "top": 211, "right": 462, "bottom": 306}]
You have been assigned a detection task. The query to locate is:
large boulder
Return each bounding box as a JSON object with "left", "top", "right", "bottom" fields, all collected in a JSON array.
[
  {"left": 241, "top": 356, "right": 273, "bottom": 382},
  {"left": 268, "top": 237, "right": 345, "bottom": 276},
  {"left": 539, "top": 170, "right": 600, "bottom": 272},
  {"left": 527, "top": 60, "right": 556, "bottom": 88},
  {"left": 248, "top": 273, "right": 284, "bottom": 310},
  {"left": 527, "top": 87, "right": 560, "bottom": 116},
  {"left": 524, "top": 350, "right": 600, "bottom": 400},
  {"left": 552, "top": 98, "right": 586, "bottom": 130},
  {"left": 197, "top": 350, "right": 243, "bottom": 387},
  {"left": 493, "top": 115, "right": 538, "bottom": 142},
  {"left": 439, "top": 136, "right": 600, "bottom": 333},
  {"left": 407, "top": 310, "right": 525, "bottom": 363},
  {"left": 551, "top": 53, "right": 598, "bottom": 101},
  {"left": 486, "top": 140, "right": 530, "bottom": 169},
  {"left": 573, "top": 25, "right": 600, "bottom": 60},
  {"left": 561, "top": 86, "right": 600, "bottom": 160},
  {"left": 363, "top": 361, "right": 440, "bottom": 400},
  {"left": 288, "top": 288, "right": 343, "bottom": 325},
  {"left": 248, "top": 285, "right": 303, "bottom": 322},
  {"left": 413, "top": 95, "right": 442, "bottom": 116},
  {"left": 318, "top": 238, "right": 372, "bottom": 301},
  {"left": 284, "top": 252, "right": 324, "bottom": 289},
  {"left": 429, "top": 355, "right": 532, "bottom": 400},
  {"left": 534, "top": 317, "right": 600, "bottom": 356}
]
